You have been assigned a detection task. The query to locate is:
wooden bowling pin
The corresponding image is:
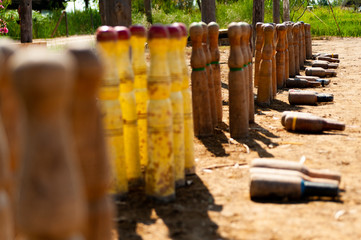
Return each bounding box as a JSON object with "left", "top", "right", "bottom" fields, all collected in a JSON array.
[
  {"left": 288, "top": 90, "right": 333, "bottom": 105},
  {"left": 254, "top": 22, "right": 264, "bottom": 87},
  {"left": 190, "top": 22, "right": 213, "bottom": 137},
  {"left": 67, "top": 46, "right": 114, "bottom": 240},
  {"left": 146, "top": 24, "right": 175, "bottom": 203},
  {"left": 173, "top": 22, "right": 195, "bottom": 175},
  {"left": 96, "top": 26, "right": 128, "bottom": 197},
  {"left": 12, "top": 48, "right": 86, "bottom": 240},
  {"left": 284, "top": 24, "right": 290, "bottom": 82},
  {"left": 208, "top": 22, "right": 223, "bottom": 124},
  {"left": 114, "top": 26, "right": 142, "bottom": 188},
  {"left": 250, "top": 173, "right": 339, "bottom": 200},
  {"left": 130, "top": 25, "right": 149, "bottom": 168},
  {"left": 280, "top": 111, "right": 314, "bottom": 126},
  {"left": 313, "top": 53, "right": 339, "bottom": 59},
  {"left": 0, "top": 62, "right": 13, "bottom": 239},
  {"left": 285, "top": 78, "right": 321, "bottom": 88},
  {"left": 286, "top": 22, "right": 295, "bottom": 77},
  {"left": 0, "top": 41, "right": 23, "bottom": 188},
  {"left": 201, "top": 22, "right": 218, "bottom": 127},
  {"left": 0, "top": 190, "right": 13, "bottom": 240},
  {"left": 245, "top": 23, "right": 255, "bottom": 123},
  {"left": 0, "top": 41, "right": 20, "bottom": 225},
  {"left": 283, "top": 113, "right": 345, "bottom": 133},
  {"left": 294, "top": 75, "right": 330, "bottom": 86},
  {"left": 276, "top": 23, "right": 287, "bottom": 89},
  {"left": 257, "top": 24, "right": 274, "bottom": 106},
  {"left": 304, "top": 23, "right": 312, "bottom": 59},
  {"left": 250, "top": 167, "right": 339, "bottom": 185},
  {"left": 300, "top": 22, "right": 306, "bottom": 64},
  {"left": 251, "top": 158, "right": 341, "bottom": 182},
  {"left": 271, "top": 23, "right": 277, "bottom": 98},
  {"left": 298, "top": 22, "right": 304, "bottom": 68},
  {"left": 167, "top": 25, "right": 185, "bottom": 188},
  {"left": 228, "top": 22, "right": 249, "bottom": 138},
  {"left": 292, "top": 23, "right": 300, "bottom": 75},
  {"left": 312, "top": 60, "right": 338, "bottom": 69},
  {"left": 305, "top": 67, "right": 337, "bottom": 77},
  {"left": 239, "top": 22, "right": 250, "bottom": 124},
  {"left": 316, "top": 56, "right": 339, "bottom": 63}
]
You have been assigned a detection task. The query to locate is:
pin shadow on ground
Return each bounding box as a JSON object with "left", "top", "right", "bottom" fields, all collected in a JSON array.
[{"left": 115, "top": 175, "right": 228, "bottom": 240}]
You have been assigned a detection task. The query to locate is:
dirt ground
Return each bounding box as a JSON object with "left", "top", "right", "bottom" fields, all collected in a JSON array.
[{"left": 112, "top": 37, "right": 361, "bottom": 240}]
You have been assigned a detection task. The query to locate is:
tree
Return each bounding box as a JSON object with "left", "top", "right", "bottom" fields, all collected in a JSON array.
[
  {"left": 283, "top": 0, "right": 290, "bottom": 21},
  {"left": 273, "top": 0, "right": 280, "bottom": 23},
  {"left": 100, "top": 0, "right": 132, "bottom": 26},
  {"left": 144, "top": 0, "right": 152, "bottom": 24},
  {"left": 252, "top": 0, "right": 264, "bottom": 52},
  {"left": 19, "top": 0, "right": 32, "bottom": 43},
  {"left": 201, "top": 0, "right": 216, "bottom": 23}
]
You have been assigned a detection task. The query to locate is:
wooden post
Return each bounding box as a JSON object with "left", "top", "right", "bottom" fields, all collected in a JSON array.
[
  {"left": 144, "top": 0, "right": 152, "bottom": 24},
  {"left": 201, "top": 0, "right": 216, "bottom": 24},
  {"left": 252, "top": 0, "right": 264, "bottom": 51},
  {"left": 273, "top": 0, "right": 280, "bottom": 23},
  {"left": 19, "top": 0, "right": 32, "bottom": 43}
]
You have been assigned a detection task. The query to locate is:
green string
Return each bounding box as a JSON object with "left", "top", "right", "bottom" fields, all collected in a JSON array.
[
  {"left": 206, "top": 63, "right": 211, "bottom": 66},
  {"left": 192, "top": 67, "right": 205, "bottom": 71},
  {"left": 243, "top": 64, "right": 248, "bottom": 68},
  {"left": 211, "top": 61, "right": 220, "bottom": 65}
]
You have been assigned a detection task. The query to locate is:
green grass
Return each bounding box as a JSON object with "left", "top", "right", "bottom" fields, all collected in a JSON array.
[
  {"left": 1, "top": 2, "right": 361, "bottom": 39},
  {"left": 295, "top": 6, "right": 361, "bottom": 37}
]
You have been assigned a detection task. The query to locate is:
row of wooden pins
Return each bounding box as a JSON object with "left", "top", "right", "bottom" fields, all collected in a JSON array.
[
  {"left": 189, "top": 21, "right": 254, "bottom": 139},
  {"left": 0, "top": 41, "right": 113, "bottom": 239},
  {"left": 96, "top": 23, "right": 195, "bottom": 203},
  {"left": 255, "top": 21, "right": 312, "bottom": 106},
  {"left": 189, "top": 22, "right": 223, "bottom": 137}
]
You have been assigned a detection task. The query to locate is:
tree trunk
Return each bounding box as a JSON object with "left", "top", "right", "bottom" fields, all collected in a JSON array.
[
  {"left": 101, "top": 0, "right": 132, "bottom": 26},
  {"left": 20, "top": 0, "right": 32, "bottom": 43},
  {"left": 252, "top": 0, "right": 264, "bottom": 54},
  {"left": 99, "top": 0, "right": 106, "bottom": 25},
  {"left": 201, "top": 0, "right": 216, "bottom": 24},
  {"left": 283, "top": 0, "right": 290, "bottom": 21},
  {"left": 273, "top": 0, "right": 280, "bottom": 23},
  {"left": 144, "top": 0, "right": 152, "bottom": 24}
]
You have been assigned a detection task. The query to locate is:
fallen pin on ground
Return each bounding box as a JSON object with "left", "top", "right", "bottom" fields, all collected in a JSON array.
[
  {"left": 288, "top": 89, "right": 334, "bottom": 105},
  {"left": 282, "top": 111, "right": 345, "bottom": 133}
]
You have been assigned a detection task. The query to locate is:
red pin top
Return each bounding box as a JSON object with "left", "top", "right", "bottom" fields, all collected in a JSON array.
[
  {"left": 148, "top": 24, "right": 169, "bottom": 40},
  {"left": 129, "top": 24, "right": 146, "bottom": 37},
  {"left": 167, "top": 25, "right": 181, "bottom": 39},
  {"left": 96, "top": 26, "right": 117, "bottom": 42},
  {"left": 172, "top": 22, "right": 187, "bottom": 37},
  {"left": 114, "top": 26, "right": 131, "bottom": 40}
]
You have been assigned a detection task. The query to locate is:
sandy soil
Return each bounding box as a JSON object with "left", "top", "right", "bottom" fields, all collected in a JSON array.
[{"left": 114, "top": 37, "right": 361, "bottom": 240}]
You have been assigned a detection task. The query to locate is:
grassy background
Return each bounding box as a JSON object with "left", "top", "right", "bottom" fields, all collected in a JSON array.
[{"left": 1, "top": 1, "right": 361, "bottom": 39}]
